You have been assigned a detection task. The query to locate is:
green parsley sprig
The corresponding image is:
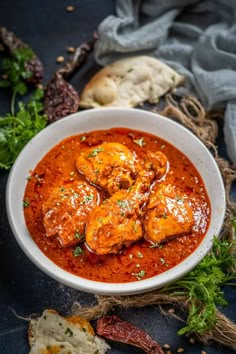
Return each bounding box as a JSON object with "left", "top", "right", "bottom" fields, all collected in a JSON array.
[
  {"left": 0, "top": 47, "right": 47, "bottom": 170},
  {"left": 0, "top": 47, "right": 34, "bottom": 115},
  {"left": 0, "top": 88, "right": 47, "bottom": 169},
  {"left": 161, "top": 234, "right": 236, "bottom": 335}
]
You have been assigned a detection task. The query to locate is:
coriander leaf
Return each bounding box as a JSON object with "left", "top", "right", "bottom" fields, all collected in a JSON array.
[
  {"left": 88, "top": 147, "right": 104, "bottom": 157},
  {"left": 162, "top": 237, "right": 236, "bottom": 335},
  {"left": 0, "top": 47, "right": 34, "bottom": 96},
  {"left": 0, "top": 88, "right": 47, "bottom": 170},
  {"left": 133, "top": 137, "right": 146, "bottom": 147},
  {"left": 73, "top": 246, "right": 84, "bottom": 257}
]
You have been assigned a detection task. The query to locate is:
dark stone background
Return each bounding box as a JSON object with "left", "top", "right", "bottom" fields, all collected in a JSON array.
[{"left": 0, "top": 1, "right": 235, "bottom": 353}]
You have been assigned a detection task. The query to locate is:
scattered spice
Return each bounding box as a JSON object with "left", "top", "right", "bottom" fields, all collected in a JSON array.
[
  {"left": 56, "top": 56, "right": 65, "bottom": 63},
  {"left": 66, "top": 5, "right": 74, "bottom": 12},
  {"left": 168, "top": 308, "right": 175, "bottom": 315},
  {"left": 163, "top": 344, "right": 171, "bottom": 349},
  {"left": 67, "top": 46, "right": 76, "bottom": 53}
]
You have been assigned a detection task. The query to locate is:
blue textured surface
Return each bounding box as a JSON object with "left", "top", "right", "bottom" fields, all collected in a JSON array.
[{"left": 0, "top": 1, "right": 235, "bottom": 353}]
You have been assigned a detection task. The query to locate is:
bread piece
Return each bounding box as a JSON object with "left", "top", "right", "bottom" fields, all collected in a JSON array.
[
  {"left": 28, "top": 309, "right": 110, "bottom": 354},
  {"left": 80, "top": 56, "right": 184, "bottom": 108}
]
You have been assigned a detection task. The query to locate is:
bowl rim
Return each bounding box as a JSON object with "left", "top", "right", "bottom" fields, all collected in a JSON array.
[{"left": 6, "top": 107, "right": 226, "bottom": 295}]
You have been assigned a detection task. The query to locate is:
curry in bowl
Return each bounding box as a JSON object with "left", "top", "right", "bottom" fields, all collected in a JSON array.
[{"left": 23, "top": 127, "right": 210, "bottom": 283}]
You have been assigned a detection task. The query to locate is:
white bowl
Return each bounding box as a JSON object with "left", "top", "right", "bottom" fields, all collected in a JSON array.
[{"left": 6, "top": 108, "right": 225, "bottom": 295}]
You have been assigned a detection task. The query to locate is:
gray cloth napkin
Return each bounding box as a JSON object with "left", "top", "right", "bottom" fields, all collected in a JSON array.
[{"left": 94, "top": 0, "right": 236, "bottom": 163}]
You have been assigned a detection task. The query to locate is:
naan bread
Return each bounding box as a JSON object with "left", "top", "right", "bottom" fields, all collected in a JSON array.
[
  {"left": 28, "top": 309, "right": 110, "bottom": 354},
  {"left": 80, "top": 56, "right": 184, "bottom": 108}
]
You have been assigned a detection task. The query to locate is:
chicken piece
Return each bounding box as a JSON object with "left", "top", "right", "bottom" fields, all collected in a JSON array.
[
  {"left": 42, "top": 181, "right": 99, "bottom": 247},
  {"left": 76, "top": 142, "right": 136, "bottom": 194},
  {"left": 86, "top": 152, "right": 168, "bottom": 255},
  {"left": 144, "top": 184, "right": 194, "bottom": 244}
]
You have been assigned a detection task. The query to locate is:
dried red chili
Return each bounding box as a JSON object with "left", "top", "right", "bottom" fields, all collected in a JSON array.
[
  {"left": 97, "top": 315, "right": 164, "bottom": 354},
  {"left": 44, "top": 37, "right": 96, "bottom": 122},
  {"left": 43, "top": 73, "right": 80, "bottom": 123}
]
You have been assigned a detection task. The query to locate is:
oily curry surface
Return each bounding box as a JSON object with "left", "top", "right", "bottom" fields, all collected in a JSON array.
[{"left": 24, "top": 128, "right": 210, "bottom": 283}]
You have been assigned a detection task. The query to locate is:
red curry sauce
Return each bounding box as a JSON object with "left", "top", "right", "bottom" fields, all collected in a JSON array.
[{"left": 24, "top": 128, "right": 210, "bottom": 283}]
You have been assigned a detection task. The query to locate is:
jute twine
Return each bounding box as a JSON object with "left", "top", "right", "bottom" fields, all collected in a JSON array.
[{"left": 72, "top": 94, "right": 236, "bottom": 350}]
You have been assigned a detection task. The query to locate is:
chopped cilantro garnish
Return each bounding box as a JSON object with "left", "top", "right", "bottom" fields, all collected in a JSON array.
[
  {"left": 117, "top": 200, "right": 129, "bottom": 209},
  {"left": 74, "top": 230, "right": 84, "bottom": 240},
  {"left": 73, "top": 246, "right": 84, "bottom": 257},
  {"left": 65, "top": 327, "right": 73, "bottom": 336},
  {"left": 23, "top": 199, "right": 30, "bottom": 207},
  {"left": 88, "top": 147, "right": 104, "bottom": 157},
  {"left": 81, "top": 195, "right": 94, "bottom": 204},
  {"left": 133, "top": 137, "right": 146, "bottom": 147},
  {"left": 132, "top": 270, "right": 146, "bottom": 281}
]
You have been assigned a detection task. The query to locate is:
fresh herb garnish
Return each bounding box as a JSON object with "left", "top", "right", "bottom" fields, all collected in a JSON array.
[
  {"left": 132, "top": 270, "right": 146, "bottom": 281},
  {"left": 162, "top": 236, "right": 236, "bottom": 335},
  {"left": 149, "top": 242, "right": 163, "bottom": 249},
  {"left": 74, "top": 230, "right": 84, "bottom": 240},
  {"left": 23, "top": 199, "right": 30, "bottom": 207},
  {"left": 117, "top": 200, "right": 129, "bottom": 209},
  {"left": 65, "top": 327, "right": 73, "bottom": 336},
  {"left": 81, "top": 195, "right": 94, "bottom": 204},
  {"left": 0, "top": 88, "right": 47, "bottom": 170},
  {"left": 160, "top": 257, "right": 166, "bottom": 264},
  {"left": 97, "top": 217, "right": 104, "bottom": 224},
  {"left": 133, "top": 137, "right": 146, "bottom": 147},
  {"left": 73, "top": 246, "right": 84, "bottom": 257},
  {"left": 88, "top": 147, "right": 104, "bottom": 157},
  {"left": 0, "top": 47, "right": 34, "bottom": 100}
]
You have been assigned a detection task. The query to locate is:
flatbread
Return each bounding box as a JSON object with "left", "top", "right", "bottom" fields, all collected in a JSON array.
[
  {"left": 80, "top": 56, "right": 184, "bottom": 108},
  {"left": 28, "top": 309, "right": 110, "bottom": 354}
]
